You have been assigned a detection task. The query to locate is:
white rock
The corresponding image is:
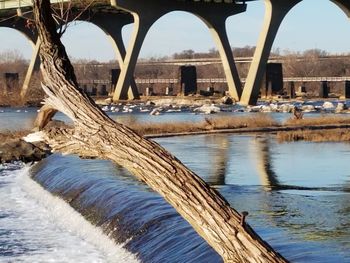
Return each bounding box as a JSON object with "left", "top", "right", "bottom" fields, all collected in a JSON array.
[
  {"left": 101, "top": 105, "right": 109, "bottom": 112},
  {"left": 150, "top": 108, "right": 161, "bottom": 115},
  {"left": 261, "top": 105, "right": 272, "bottom": 112},
  {"left": 335, "top": 103, "right": 345, "bottom": 113},
  {"left": 269, "top": 104, "right": 278, "bottom": 112},
  {"left": 279, "top": 104, "right": 293, "bottom": 113},
  {"left": 301, "top": 105, "right": 316, "bottom": 112},
  {"left": 140, "top": 107, "right": 150, "bottom": 112},
  {"left": 246, "top": 105, "right": 262, "bottom": 112},
  {"left": 193, "top": 104, "right": 220, "bottom": 114},
  {"left": 322, "top": 101, "right": 335, "bottom": 109}
]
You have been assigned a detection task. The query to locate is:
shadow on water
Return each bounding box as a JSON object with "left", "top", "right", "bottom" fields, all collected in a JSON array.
[{"left": 29, "top": 134, "right": 350, "bottom": 262}]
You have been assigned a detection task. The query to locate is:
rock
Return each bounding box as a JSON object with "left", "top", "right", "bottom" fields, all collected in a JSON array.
[
  {"left": 261, "top": 105, "right": 272, "bottom": 112},
  {"left": 221, "top": 96, "right": 234, "bottom": 105},
  {"left": 269, "top": 104, "right": 278, "bottom": 112},
  {"left": 322, "top": 101, "right": 335, "bottom": 109},
  {"left": 335, "top": 102, "right": 347, "bottom": 113},
  {"left": 146, "top": 101, "right": 156, "bottom": 106},
  {"left": 104, "top": 98, "right": 112, "bottom": 104},
  {"left": 279, "top": 104, "right": 294, "bottom": 113},
  {"left": 246, "top": 105, "right": 262, "bottom": 112},
  {"left": 0, "top": 139, "right": 50, "bottom": 163},
  {"left": 150, "top": 108, "right": 162, "bottom": 115},
  {"left": 102, "top": 105, "right": 109, "bottom": 111},
  {"left": 301, "top": 105, "right": 316, "bottom": 112},
  {"left": 193, "top": 104, "right": 220, "bottom": 114}
]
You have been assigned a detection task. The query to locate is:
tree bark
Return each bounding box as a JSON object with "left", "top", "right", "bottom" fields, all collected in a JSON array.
[{"left": 32, "top": 1, "right": 288, "bottom": 262}]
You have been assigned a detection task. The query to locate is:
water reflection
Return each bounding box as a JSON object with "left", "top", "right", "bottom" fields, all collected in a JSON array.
[
  {"left": 254, "top": 136, "right": 280, "bottom": 191},
  {"left": 207, "top": 136, "right": 230, "bottom": 185}
]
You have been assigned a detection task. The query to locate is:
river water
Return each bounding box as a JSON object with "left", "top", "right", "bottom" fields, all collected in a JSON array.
[{"left": 0, "top": 107, "right": 350, "bottom": 262}]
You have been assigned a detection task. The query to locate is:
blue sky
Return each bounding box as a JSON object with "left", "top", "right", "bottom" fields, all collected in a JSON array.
[{"left": 0, "top": 0, "right": 350, "bottom": 61}]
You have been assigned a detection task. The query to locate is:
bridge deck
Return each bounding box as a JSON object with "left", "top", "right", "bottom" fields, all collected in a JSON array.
[{"left": 0, "top": 0, "right": 255, "bottom": 10}]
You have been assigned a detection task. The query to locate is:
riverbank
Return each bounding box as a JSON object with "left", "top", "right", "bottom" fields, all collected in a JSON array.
[{"left": 2, "top": 114, "right": 350, "bottom": 164}]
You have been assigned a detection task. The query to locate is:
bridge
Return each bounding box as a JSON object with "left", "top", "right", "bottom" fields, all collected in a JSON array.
[
  {"left": 133, "top": 76, "right": 350, "bottom": 84},
  {"left": 1, "top": 0, "right": 350, "bottom": 105},
  {"left": 79, "top": 76, "right": 350, "bottom": 100}
]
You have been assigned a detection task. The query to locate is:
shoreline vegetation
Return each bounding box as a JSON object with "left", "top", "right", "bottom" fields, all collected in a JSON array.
[
  {"left": 2, "top": 114, "right": 350, "bottom": 145},
  {"left": 2, "top": 115, "right": 350, "bottom": 164}
]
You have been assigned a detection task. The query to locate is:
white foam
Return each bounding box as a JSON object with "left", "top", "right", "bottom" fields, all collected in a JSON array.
[{"left": 0, "top": 166, "right": 139, "bottom": 263}]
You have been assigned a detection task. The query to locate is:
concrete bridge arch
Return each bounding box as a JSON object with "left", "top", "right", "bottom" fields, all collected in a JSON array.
[
  {"left": 60, "top": 18, "right": 139, "bottom": 99},
  {"left": 111, "top": 0, "right": 247, "bottom": 101},
  {"left": 0, "top": 9, "right": 137, "bottom": 100},
  {"left": 0, "top": 17, "right": 39, "bottom": 98},
  {"left": 240, "top": 0, "right": 350, "bottom": 105}
]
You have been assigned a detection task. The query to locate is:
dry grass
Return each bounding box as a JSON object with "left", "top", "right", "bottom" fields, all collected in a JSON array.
[
  {"left": 0, "top": 130, "right": 30, "bottom": 142},
  {"left": 284, "top": 115, "right": 350, "bottom": 126},
  {"left": 206, "top": 115, "right": 279, "bottom": 129},
  {"left": 277, "top": 129, "right": 350, "bottom": 142},
  {"left": 121, "top": 114, "right": 279, "bottom": 136}
]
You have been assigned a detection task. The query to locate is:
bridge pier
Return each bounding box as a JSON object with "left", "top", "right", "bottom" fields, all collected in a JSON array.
[
  {"left": 88, "top": 12, "right": 140, "bottom": 99},
  {"left": 197, "top": 6, "right": 246, "bottom": 101},
  {"left": 287, "top": 81, "right": 296, "bottom": 99},
  {"left": 111, "top": 0, "right": 246, "bottom": 101},
  {"left": 0, "top": 16, "right": 40, "bottom": 99},
  {"left": 21, "top": 38, "right": 41, "bottom": 98},
  {"left": 240, "top": 0, "right": 301, "bottom": 106},
  {"left": 319, "top": 81, "right": 329, "bottom": 98},
  {"left": 340, "top": 80, "right": 350, "bottom": 99}
]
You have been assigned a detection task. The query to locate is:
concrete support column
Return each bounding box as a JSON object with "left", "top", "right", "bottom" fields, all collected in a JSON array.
[
  {"left": 111, "top": 0, "right": 165, "bottom": 101},
  {"left": 21, "top": 38, "right": 41, "bottom": 98},
  {"left": 287, "top": 81, "right": 295, "bottom": 99},
  {"left": 112, "top": 14, "right": 154, "bottom": 101},
  {"left": 319, "top": 81, "right": 329, "bottom": 98},
  {"left": 1, "top": 17, "right": 40, "bottom": 99},
  {"left": 198, "top": 6, "right": 245, "bottom": 101},
  {"left": 89, "top": 12, "right": 139, "bottom": 99},
  {"left": 111, "top": 0, "right": 246, "bottom": 101},
  {"left": 240, "top": 0, "right": 301, "bottom": 105},
  {"left": 340, "top": 80, "right": 350, "bottom": 99}
]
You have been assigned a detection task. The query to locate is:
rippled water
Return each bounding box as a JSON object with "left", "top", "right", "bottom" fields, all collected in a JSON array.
[{"left": 1, "top": 108, "right": 350, "bottom": 262}]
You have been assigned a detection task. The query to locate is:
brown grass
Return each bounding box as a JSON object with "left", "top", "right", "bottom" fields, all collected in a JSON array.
[
  {"left": 284, "top": 115, "right": 350, "bottom": 126},
  {"left": 277, "top": 129, "right": 350, "bottom": 142},
  {"left": 121, "top": 114, "right": 279, "bottom": 136}
]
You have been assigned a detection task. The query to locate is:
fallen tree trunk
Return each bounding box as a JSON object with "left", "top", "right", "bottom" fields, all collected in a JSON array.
[{"left": 32, "top": 1, "right": 287, "bottom": 262}]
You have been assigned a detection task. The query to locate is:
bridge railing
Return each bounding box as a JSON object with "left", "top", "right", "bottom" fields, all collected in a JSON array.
[
  {"left": 78, "top": 76, "right": 350, "bottom": 86},
  {"left": 0, "top": 0, "right": 69, "bottom": 10},
  {"left": 284, "top": 76, "right": 350, "bottom": 82},
  {"left": 135, "top": 78, "right": 178, "bottom": 84}
]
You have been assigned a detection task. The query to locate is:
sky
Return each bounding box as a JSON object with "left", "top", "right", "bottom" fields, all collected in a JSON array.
[{"left": 0, "top": 0, "right": 350, "bottom": 62}]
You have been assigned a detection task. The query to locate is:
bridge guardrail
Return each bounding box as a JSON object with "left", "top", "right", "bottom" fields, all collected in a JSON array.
[
  {"left": 78, "top": 76, "right": 350, "bottom": 86},
  {"left": 0, "top": 0, "right": 69, "bottom": 10}
]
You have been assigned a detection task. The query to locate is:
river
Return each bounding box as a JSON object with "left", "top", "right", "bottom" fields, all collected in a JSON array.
[{"left": 0, "top": 106, "right": 349, "bottom": 262}]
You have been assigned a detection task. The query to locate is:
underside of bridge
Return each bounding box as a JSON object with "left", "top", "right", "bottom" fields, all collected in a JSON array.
[
  {"left": 1, "top": 0, "right": 350, "bottom": 104},
  {"left": 110, "top": 0, "right": 248, "bottom": 101},
  {"left": 0, "top": 2, "right": 138, "bottom": 99},
  {"left": 240, "top": 0, "right": 350, "bottom": 105}
]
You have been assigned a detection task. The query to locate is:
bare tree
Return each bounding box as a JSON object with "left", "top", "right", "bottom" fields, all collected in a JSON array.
[{"left": 32, "top": 1, "right": 288, "bottom": 262}]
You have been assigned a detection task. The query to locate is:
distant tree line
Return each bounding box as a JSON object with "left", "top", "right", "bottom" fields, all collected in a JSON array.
[{"left": 1, "top": 46, "right": 350, "bottom": 104}]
